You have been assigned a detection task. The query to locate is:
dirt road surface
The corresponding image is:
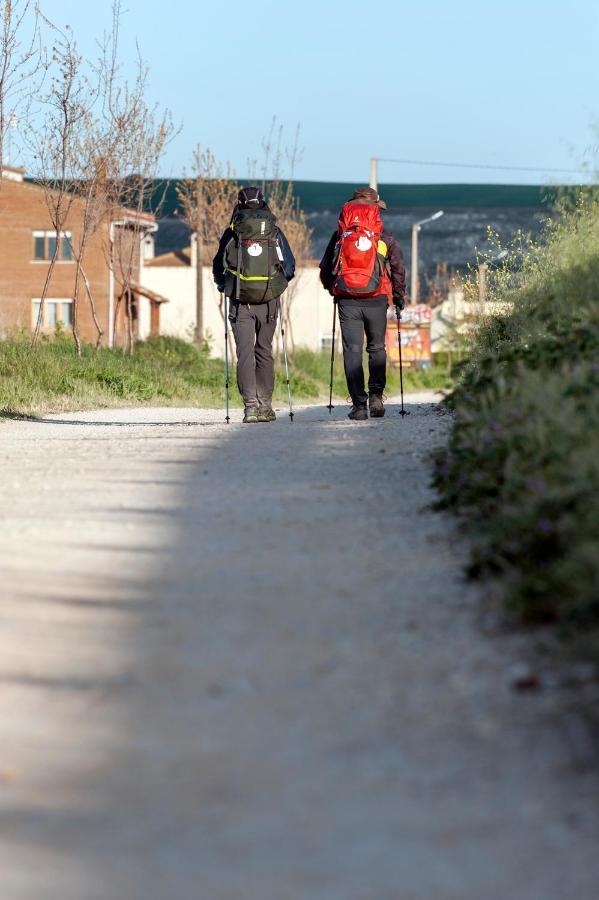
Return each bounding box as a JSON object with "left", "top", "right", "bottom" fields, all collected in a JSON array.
[{"left": 1, "top": 395, "right": 598, "bottom": 899}]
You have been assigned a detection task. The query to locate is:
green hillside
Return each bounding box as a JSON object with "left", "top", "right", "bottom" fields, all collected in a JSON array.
[
  {"left": 284, "top": 181, "right": 558, "bottom": 210},
  {"left": 150, "top": 180, "right": 558, "bottom": 218}
]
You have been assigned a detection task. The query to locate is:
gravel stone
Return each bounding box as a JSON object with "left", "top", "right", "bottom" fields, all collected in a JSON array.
[{"left": 0, "top": 395, "right": 598, "bottom": 899}]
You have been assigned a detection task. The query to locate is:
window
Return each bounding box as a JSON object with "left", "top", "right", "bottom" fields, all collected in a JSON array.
[
  {"left": 32, "top": 231, "right": 73, "bottom": 262},
  {"left": 32, "top": 299, "right": 73, "bottom": 330},
  {"left": 61, "top": 302, "right": 73, "bottom": 326},
  {"left": 34, "top": 234, "right": 45, "bottom": 260}
]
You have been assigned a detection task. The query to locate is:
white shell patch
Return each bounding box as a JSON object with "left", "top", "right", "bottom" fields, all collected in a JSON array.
[
  {"left": 355, "top": 236, "right": 372, "bottom": 252},
  {"left": 247, "top": 243, "right": 263, "bottom": 257}
]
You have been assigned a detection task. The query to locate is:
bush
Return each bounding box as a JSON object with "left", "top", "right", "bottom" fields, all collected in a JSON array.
[
  {"left": 435, "top": 197, "right": 599, "bottom": 645},
  {"left": 0, "top": 335, "right": 227, "bottom": 415}
]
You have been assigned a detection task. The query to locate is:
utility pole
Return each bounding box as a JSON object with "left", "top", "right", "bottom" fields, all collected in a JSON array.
[
  {"left": 410, "top": 224, "right": 420, "bottom": 305},
  {"left": 409, "top": 211, "right": 444, "bottom": 306},
  {"left": 478, "top": 251, "right": 506, "bottom": 314},
  {"left": 369, "top": 157, "right": 378, "bottom": 191},
  {"left": 478, "top": 262, "right": 488, "bottom": 314},
  {"left": 193, "top": 231, "right": 203, "bottom": 344}
]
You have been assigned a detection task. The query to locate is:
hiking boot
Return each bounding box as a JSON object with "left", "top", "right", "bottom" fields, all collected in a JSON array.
[
  {"left": 369, "top": 394, "right": 385, "bottom": 418},
  {"left": 348, "top": 404, "right": 368, "bottom": 421},
  {"left": 243, "top": 405, "right": 259, "bottom": 423},
  {"left": 257, "top": 406, "right": 276, "bottom": 422}
]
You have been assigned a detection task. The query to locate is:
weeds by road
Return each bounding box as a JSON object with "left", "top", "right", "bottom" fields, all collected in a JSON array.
[
  {"left": 435, "top": 196, "right": 599, "bottom": 656},
  {"left": 0, "top": 335, "right": 453, "bottom": 416}
]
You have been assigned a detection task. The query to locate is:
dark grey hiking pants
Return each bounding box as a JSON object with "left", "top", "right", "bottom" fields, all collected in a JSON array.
[
  {"left": 230, "top": 300, "right": 279, "bottom": 407},
  {"left": 338, "top": 300, "right": 388, "bottom": 405}
]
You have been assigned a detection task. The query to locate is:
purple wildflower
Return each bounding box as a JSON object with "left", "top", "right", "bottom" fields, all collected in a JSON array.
[
  {"left": 525, "top": 479, "right": 547, "bottom": 492},
  {"left": 536, "top": 518, "right": 554, "bottom": 534}
]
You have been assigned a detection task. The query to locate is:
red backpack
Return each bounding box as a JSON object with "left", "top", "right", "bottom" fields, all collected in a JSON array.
[{"left": 332, "top": 202, "right": 391, "bottom": 299}]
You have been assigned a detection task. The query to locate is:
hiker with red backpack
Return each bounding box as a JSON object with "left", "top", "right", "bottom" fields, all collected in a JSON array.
[
  {"left": 213, "top": 187, "right": 296, "bottom": 423},
  {"left": 319, "top": 187, "right": 407, "bottom": 420}
]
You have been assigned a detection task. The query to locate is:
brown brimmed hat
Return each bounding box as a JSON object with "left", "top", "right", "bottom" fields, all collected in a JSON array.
[{"left": 350, "top": 186, "right": 387, "bottom": 209}]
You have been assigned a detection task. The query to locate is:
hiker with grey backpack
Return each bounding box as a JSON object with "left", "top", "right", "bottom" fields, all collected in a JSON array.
[
  {"left": 319, "top": 187, "right": 407, "bottom": 420},
  {"left": 213, "top": 187, "right": 296, "bottom": 423}
]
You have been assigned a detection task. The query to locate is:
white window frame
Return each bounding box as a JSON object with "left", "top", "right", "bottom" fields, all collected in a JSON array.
[
  {"left": 31, "top": 298, "right": 74, "bottom": 330},
  {"left": 32, "top": 230, "right": 74, "bottom": 263}
]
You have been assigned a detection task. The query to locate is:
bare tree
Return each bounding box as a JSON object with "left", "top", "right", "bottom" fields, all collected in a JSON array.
[
  {"left": 66, "top": 5, "right": 139, "bottom": 351},
  {"left": 177, "top": 146, "right": 238, "bottom": 344},
  {"left": 179, "top": 124, "right": 312, "bottom": 357},
  {"left": 67, "top": 127, "right": 112, "bottom": 348},
  {"left": 109, "top": 110, "right": 174, "bottom": 353},
  {"left": 88, "top": 0, "right": 176, "bottom": 353},
  {"left": 0, "top": 0, "right": 43, "bottom": 180},
  {"left": 27, "top": 19, "right": 96, "bottom": 350},
  {"left": 258, "top": 120, "right": 313, "bottom": 353}
]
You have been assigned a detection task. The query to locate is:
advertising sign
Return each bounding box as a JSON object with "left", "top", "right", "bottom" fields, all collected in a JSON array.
[{"left": 386, "top": 304, "right": 432, "bottom": 368}]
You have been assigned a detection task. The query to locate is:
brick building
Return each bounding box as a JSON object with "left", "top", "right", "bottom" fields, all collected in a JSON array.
[{"left": 0, "top": 165, "right": 167, "bottom": 345}]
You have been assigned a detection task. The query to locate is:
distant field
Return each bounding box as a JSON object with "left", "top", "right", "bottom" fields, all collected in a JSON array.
[{"left": 145, "top": 180, "right": 557, "bottom": 219}]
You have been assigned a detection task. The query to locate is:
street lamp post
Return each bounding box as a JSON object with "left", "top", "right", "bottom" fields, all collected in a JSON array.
[
  {"left": 478, "top": 250, "right": 507, "bottom": 313},
  {"left": 410, "top": 211, "right": 444, "bottom": 305},
  {"left": 369, "top": 157, "right": 378, "bottom": 191}
]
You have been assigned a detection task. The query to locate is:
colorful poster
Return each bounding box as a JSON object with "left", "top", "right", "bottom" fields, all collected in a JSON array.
[{"left": 386, "top": 305, "right": 432, "bottom": 367}]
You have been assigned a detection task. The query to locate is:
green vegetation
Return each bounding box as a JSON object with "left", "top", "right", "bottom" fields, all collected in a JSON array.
[
  {"left": 291, "top": 347, "right": 453, "bottom": 401},
  {"left": 435, "top": 197, "right": 599, "bottom": 648},
  {"left": 0, "top": 335, "right": 225, "bottom": 415},
  {"left": 0, "top": 334, "right": 452, "bottom": 417}
]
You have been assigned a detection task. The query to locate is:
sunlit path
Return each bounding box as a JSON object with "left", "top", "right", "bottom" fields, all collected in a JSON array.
[{"left": 1, "top": 397, "right": 597, "bottom": 899}]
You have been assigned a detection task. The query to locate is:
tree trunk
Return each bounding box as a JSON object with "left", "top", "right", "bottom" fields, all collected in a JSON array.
[
  {"left": 195, "top": 232, "right": 203, "bottom": 345},
  {"left": 113, "top": 291, "right": 123, "bottom": 349},
  {"left": 32, "top": 245, "right": 60, "bottom": 347},
  {"left": 126, "top": 287, "right": 134, "bottom": 355},
  {"left": 72, "top": 260, "right": 83, "bottom": 356},
  {"left": 80, "top": 264, "right": 104, "bottom": 349}
]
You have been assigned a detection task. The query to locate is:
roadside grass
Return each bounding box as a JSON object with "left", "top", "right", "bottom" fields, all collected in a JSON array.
[
  {"left": 291, "top": 347, "right": 453, "bottom": 401},
  {"left": 0, "top": 335, "right": 225, "bottom": 416},
  {"left": 0, "top": 334, "right": 452, "bottom": 417},
  {"left": 434, "top": 196, "right": 599, "bottom": 653}
]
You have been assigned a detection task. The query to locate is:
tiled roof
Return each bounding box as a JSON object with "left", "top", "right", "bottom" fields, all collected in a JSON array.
[{"left": 145, "top": 247, "right": 191, "bottom": 267}]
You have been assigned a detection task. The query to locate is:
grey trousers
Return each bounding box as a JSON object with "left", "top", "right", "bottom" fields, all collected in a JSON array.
[{"left": 230, "top": 300, "right": 279, "bottom": 407}]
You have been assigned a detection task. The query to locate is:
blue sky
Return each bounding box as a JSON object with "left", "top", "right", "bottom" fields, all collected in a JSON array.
[{"left": 34, "top": 0, "right": 599, "bottom": 183}]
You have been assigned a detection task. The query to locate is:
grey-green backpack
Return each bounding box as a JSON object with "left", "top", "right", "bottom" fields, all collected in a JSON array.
[{"left": 224, "top": 208, "right": 288, "bottom": 303}]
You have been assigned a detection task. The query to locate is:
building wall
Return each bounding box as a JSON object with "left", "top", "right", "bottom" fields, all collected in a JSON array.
[
  {"left": 142, "top": 264, "right": 338, "bottom": 357},
  {"left": 0, "top": 178, "right": 112, "bottom": 341},
  {"left": 0, "top": 177, "right": 149, "bottom": 346}
]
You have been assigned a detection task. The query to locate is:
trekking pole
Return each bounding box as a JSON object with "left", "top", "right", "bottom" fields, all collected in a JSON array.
[
  {"left": 279, "top": 295, "right": 294, "bottom": 422},
  {"left": 396, "top": 308, "right": 410, "bottom": 418},
  {"left": 327, "top": 301, "right": 337, "bottom": 413},
  {"left": 223, "top": 293, "right": 230, "bottom": 424}
]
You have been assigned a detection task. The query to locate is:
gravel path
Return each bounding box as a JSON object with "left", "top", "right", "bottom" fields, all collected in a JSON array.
[{"left": 1, "top": 395, "right": 598, "bottom": 900}]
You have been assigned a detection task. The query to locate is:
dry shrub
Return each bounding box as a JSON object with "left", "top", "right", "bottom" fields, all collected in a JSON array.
[{"left": 179, "top": 125, "right": 313, "bottom": 352}]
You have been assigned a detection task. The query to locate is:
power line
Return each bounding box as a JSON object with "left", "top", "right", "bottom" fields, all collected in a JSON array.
[{"left": 377, "top": 157, "right": 589, "bottom": 175}]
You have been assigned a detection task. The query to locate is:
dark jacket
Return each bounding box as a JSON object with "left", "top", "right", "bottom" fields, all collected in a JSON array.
[
  {"left": 319, "top": 225, "right": 407, "bottom": 304},
  {"left": 212, "top": 205, "right": 296, "bottom": 288}
]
